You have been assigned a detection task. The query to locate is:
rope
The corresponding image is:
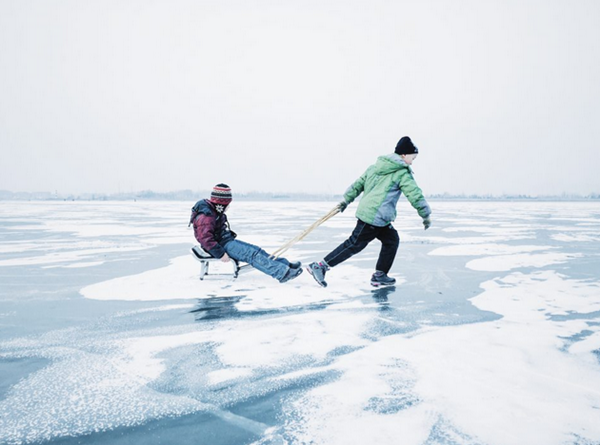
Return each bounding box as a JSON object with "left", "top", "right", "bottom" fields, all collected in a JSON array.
[{"left": 271, "top": 205, "right": 341, "bottom": 259}]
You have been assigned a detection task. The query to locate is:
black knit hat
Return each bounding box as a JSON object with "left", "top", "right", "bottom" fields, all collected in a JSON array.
[
  {"left": 395, "top": 136, "right": 418, "bottom": 155},
  {"left": 210, "top": 183, "right": 232, "bottom": 205}
]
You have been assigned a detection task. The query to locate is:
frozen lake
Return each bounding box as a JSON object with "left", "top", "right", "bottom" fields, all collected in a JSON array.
[{"left": 1, "top": 200, "right": 600, "bottom": 445}]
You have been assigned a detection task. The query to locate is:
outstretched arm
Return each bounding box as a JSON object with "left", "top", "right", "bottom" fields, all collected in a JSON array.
[
  {"left": 342, "top": 171, "right": 367, "bottom": 206},
  {"left": 399, "top": 170, "right": 431, "bottom": 223}
]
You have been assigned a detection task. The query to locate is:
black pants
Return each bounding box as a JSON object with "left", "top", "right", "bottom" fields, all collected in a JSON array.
[{"left": 324, "top": 219, "right": 399, "bottom": 273}]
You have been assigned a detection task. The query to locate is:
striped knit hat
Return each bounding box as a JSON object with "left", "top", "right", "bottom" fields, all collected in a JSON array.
[{"left": 210, "top": 183, "right": 233, "bottom": 205}]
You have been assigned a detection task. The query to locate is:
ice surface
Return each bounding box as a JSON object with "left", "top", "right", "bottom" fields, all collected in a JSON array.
[
  {"left": 466, "top": 252, "right": 582, "bottom": 271},
  {"left": 1, "top": 200, "right": 600, "bottom": 445},
  {"left": 428, "top": 243, "right": 551, "bottom": 256}
]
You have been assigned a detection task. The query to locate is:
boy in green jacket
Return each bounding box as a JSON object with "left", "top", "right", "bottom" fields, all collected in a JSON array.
[{"left": 307, "top": 136, "right": 431, "bottom": 287}]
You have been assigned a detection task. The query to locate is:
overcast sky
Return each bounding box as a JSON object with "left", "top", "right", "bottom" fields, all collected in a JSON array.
[{"left": 1, "top": 0, "right": 599, "bottom": 196}]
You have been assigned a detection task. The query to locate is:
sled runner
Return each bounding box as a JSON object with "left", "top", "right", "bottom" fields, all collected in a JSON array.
[{"left": 191, "top": 245, "right": 251, "bottom": 280}]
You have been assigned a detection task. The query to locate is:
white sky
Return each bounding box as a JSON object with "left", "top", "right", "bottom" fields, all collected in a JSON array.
[{"left": 1, "top": 0, "right": 599, "bottom": 196}]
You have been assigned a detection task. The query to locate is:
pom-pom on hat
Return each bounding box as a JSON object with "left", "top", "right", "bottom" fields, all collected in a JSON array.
[
  {"left": 210, "top": 183, "right": 233, "bottom": 205},
  {"left": 395, "top": 136, "right": 418, "bottom": 155}
]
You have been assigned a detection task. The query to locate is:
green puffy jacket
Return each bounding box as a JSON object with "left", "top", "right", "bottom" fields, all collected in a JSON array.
[{"left": 343, "top": 153, "right": 431, "bottom": 227}]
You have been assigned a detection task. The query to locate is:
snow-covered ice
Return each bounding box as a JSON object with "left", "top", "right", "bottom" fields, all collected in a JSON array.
[{"left": 1, "top": 200, "right": 600, "bottom": 445}]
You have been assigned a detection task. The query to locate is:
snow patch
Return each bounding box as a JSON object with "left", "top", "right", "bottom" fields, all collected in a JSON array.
[
  {"left": 283, "top": 271, "right": 600, "bottom": 445},
  {"left": 466, "top": 252, "right": 581, "bottom": 271},
  {"left": 428, "top": 243, "right": 551, "bottom": 256},
  {"left": 80, "top": 256, "right": 371, "bottom": 310}
]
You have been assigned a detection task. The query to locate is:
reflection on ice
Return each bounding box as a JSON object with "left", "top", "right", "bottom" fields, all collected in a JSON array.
[{"left": 191, "top": 295, "right": 337, "bottom": 321}]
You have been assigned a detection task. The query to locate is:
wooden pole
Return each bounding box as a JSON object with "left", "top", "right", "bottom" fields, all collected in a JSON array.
[{"left": 271, "top": 205, "right": 340, "bottom": 258}]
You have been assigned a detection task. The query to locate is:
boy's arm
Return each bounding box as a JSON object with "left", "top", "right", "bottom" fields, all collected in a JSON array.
[
  {"left": 342, "top": 171, "right": 368, "bottom": 205},
  {"left": 399, "top": 170, "right": 431, "bottom": 220},
  {"left": 194, "top": 214, "right": 227, "bottom": 258}
]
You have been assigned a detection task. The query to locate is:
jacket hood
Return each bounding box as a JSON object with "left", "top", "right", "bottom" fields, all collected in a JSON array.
[
  {"left": 189, "top": 199, "right": 216, "bottom": 226},
  {"left": 373, "top": 154, "right": 409, "bottom": 175},
  {"left": 195, "top": 199, "right": 216, "bottom": 216}
]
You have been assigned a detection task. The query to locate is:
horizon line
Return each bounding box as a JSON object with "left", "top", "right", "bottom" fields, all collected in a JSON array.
[{"left": 1, "top": 189, "right": 599, "bottom": 201}]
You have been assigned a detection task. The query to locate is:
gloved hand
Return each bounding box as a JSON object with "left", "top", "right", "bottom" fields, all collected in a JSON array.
[
  {"left": 337, "top": 201, "right": 348, "bottom": 213},
  {"left": 422, "top": 217, "right": 431, "bottom": 230}
]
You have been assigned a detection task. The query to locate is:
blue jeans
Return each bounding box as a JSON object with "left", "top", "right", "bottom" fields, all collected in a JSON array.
[{"left": 223, "top": 239, "right": 290, "bottom": 281}]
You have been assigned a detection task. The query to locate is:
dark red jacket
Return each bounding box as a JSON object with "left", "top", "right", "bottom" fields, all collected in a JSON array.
[{"left": 191, "top": 200, "right": 236, "bottom": 258}]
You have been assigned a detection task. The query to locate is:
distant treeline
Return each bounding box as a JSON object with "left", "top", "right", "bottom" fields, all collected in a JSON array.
[
  {"left": 426, "top": 193, "right": 600, "bottom": 201},
  {"left": 2, "top": 190, "right": 600, "bottom": 202},
  {"left": 0, "top": 190, "right": 343, "bottom": 201}
]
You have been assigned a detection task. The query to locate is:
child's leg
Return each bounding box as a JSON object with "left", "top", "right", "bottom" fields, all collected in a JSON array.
[
  {"left": 374, "top": 224, "right": 399, "bottom": 273},
  {"left": 224, "top": 239, "right": 289, "bottom": 281},
  {"left": 274, "top": 257, "right": 290, "bottom": 266},
  {"left": 324, "top": 220, "right": 378, "bottom": 267}
]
